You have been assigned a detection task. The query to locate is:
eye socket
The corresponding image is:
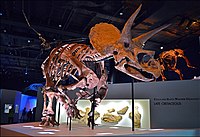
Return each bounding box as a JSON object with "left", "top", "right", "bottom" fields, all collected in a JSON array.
[
  {"left": 113, "top": 51, "right": 118, "bottom": 55},
  {"left": 137, "top": 53, "right": 152, "bottom": 63},
  {"left": 124, "top": 42, "right": 129, "bottom": 48}
]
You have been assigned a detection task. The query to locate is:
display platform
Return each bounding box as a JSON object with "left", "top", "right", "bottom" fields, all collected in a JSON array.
[
  {"left": 56, "top": 99, "right": 150, "bottom": 129},
  {"left": 1, "top": 122, "right": 199, "bottom": 136}
]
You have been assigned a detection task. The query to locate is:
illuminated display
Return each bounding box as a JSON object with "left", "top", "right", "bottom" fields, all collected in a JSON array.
[
  {"left": 56, "top": 99, "right": 150, "bottom": 129},
  {"left": 4, "top": 104, "right": 13, "bottom": 113}
]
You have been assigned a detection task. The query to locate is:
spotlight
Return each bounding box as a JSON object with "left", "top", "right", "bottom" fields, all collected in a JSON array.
[
  {"left": 3, "top": 29, "right": 6, "bottom": 33},
  {"left": 119, "top": 12, "right": 123, "bottom": 16},
  {"left": 160, "top": 46, "right": 163, "bottom": 49},
  {"left": 59, "top": 24, "right": 62, "bottom": 28},
  {"left": 0, "top": 13, "right": 2, "bottom": 16},
  {"left": 28, "top": 40, "right": 31, "bottom": 43}
]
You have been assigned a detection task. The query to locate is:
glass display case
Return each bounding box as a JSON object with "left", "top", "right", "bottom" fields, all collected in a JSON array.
[{"left": 56, "top": 99, "right": 150, "bottom": 129}]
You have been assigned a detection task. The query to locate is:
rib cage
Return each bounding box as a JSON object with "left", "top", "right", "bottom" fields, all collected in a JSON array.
[{"left": 41, "top": 43, "right": 108, "bottom": 84}]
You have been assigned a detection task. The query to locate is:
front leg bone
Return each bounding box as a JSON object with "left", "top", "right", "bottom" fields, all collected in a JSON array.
[{"left": 40, "top": 91, "right": 59, "bottom": 127}]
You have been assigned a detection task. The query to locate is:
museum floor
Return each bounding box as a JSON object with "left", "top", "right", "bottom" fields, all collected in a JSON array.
[{"left": 1, "top": 122, "right": 199, "bottom": 136}]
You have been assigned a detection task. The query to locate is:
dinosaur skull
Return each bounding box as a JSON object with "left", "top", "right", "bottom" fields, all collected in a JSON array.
[{"left": 89, "top": 4, "right": 170, "bottom": 81}]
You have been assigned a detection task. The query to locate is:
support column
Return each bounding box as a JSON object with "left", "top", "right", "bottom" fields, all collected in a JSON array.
[{"left": 131, "top": 79, "right": 135, "bottom": 131}]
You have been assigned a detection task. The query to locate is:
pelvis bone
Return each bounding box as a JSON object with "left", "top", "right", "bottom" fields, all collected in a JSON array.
[{"left": 89, "top": 4, "right": 170, "bottom": 81}]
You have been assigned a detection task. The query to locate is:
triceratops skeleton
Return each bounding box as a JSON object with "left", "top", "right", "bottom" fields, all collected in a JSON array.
[
  {"left": 158, "top": 49, "right": 195, "bottom": 80},
  {"left": 39, "top": 4, "right": 170, "bottom": 126}
]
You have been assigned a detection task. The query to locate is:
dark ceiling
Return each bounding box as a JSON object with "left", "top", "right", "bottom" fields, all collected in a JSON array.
[{"left": 0, "top": 0, "right": 200, "bottom": 91}]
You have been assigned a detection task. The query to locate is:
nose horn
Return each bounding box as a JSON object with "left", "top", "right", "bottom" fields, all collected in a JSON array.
[{"left": 119, "top": 4, "right": 142, "bottom": 43}]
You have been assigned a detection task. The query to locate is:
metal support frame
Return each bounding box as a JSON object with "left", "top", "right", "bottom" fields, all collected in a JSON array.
[
  {"left": 91, "top": 62, "right": 97, "bottom": 130},
  {"left": 131, "top": 79, "right": 135, "bottom": 131},
  {"left": 66, "top": 117, "right": 69, "bottom": 125},
  {"left": 91, "top": 88, "right": 96, "bottom": 130},
  {"left": 69, "top": 116, "right": 72, "bottom": 131},
  {"left": 57, "top": 102, "right": 61, "bottom": 125}
]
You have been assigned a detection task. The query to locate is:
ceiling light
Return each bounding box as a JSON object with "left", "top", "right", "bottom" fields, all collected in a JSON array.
[
  {"left": 28, "top": 40, "right": 31, "bottom": 43},
  {"left": 119, "top": 12, "right": 123, "bottom": 15},
  {"left": 160, "top": 46, "right": 163, "bottom": 49},
  {"left": 0, "top": 13, "right": 2, "bottom": 16},
  {"left": 59, "top": 24, "right": 62, "bottom": 28},
  {"left": 3, "top": 29, "right": 6, "bottom": 33}
]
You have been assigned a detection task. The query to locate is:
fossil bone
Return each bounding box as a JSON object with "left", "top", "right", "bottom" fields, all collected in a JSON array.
[
  {"left": 89, "top": 4, "right": 170, "bottom": 81},
  {"left": 39, "top": 4, "right": 170, "bottom": 126},
  {"left": 158, "top": 49, "right": 195, "bottom": 80}
]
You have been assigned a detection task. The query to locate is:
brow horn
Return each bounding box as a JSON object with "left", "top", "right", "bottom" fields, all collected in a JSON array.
[
  {"left": 119, "top": 4, "right": 142, "bottom": 43},
  {"left": 133, "top": 24, "right": 171, "bottom": 47}
]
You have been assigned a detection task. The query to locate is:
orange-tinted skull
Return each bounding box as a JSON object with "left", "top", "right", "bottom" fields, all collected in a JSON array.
[{"left": 89, "top": 5, "right": 170, "bottom": 81}]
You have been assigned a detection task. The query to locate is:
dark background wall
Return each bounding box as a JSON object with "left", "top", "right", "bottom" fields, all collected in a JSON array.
[{"left": 0, "top": 89, "right": 21, "bottom": 124}]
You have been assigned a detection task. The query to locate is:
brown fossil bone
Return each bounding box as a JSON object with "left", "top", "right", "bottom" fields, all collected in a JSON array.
[
  {"left": 158, "top": 49, "right": 195, "bottom": 80},
  {"left": 101, "top": 113, "right": 122, "bottom": 123},
  {"left": 129, "top": 106, "right": 142, "bottom": 128},
  {"left": 78, "top": 107, "right": 100, "bottom": 124},
  {"left": 39, "top": 4, "right": 171, "bottom": 127},
  {"left": 117, "top": 106, "right": 129, "bottom": 115},
  {"left": 89, "top": 4, "right": 170, "bottom": 81}
]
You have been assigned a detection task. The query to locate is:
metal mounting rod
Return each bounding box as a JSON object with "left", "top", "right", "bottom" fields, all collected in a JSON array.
[
  {"left": 131, "top": 79, "right": 135, "bottom": 131},
  {"left": 58, "top": 102, "right": 61, "bottom": 125}
]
